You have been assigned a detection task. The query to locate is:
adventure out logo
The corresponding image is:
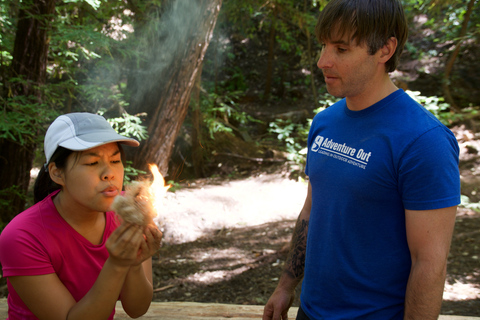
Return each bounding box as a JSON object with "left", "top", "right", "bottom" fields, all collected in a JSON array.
[{"left": 311, "top": 135, "right": 372, "bottom": 170}]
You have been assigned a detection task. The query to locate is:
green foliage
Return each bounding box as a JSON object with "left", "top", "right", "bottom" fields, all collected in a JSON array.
[
  {"left": 0, "top": 0, "right": 134, "bottom": 147},
  {"left": 223, "top": 66, "right": 248, "bottom": 92},
  {"left": 221, "top": 0, "right": 321, "bottom": 56},
  {"left": 266, "top": 93, "right": 340, "bottom": 171},
  {"left": 0, "top": 0, "right": 15, "bottom": 64},
  {"left": 405, "top": 90, "right": 480, "bottom": 129},
  {"left": 0, "top": 97, "right": 58, "bottom": 145},
  {"left": 406, "top": 90, "right": 465, "bottom": 125},
  {"left": 268, "top": 118, "right": 309, "bottom": 167},
  {"left": 76, "top": 0, "right": 102, "bottom": 10},
  {"left": 123, "top": 160, "right": 146, "bottom": 183},
  {"left": 460, "top": 195, "right": 480, "bottom": 212},
  {"left": 106, "top": 112, "right": 149, "bottom": 141},
  {"left": 0, "top": 0, "right": 477, "bottom": 188},
  {"left": 402, "top": 0, "right": 479, "bottom": 43},
  {"left": 48, "top": 1, "right": 133, "bottom": 113},
  {"left": 317, "top": 93, "right": 341, "bottom": 111},
  {"left": 104, "top": 112, "right": 149, "bottom": 183},
  {"left": 200, "top": 89, "right": 260, "bottom": 140},
  {"left": 166, "top": 180, "right": 181, "bottom": 192},
  {"left": 0, "top": 0, "right": 61, "bottom": 145}
]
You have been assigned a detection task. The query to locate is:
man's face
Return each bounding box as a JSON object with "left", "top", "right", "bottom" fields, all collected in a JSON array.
[{"left": 317, "top": 31, "right": 381, "bottom": 102}]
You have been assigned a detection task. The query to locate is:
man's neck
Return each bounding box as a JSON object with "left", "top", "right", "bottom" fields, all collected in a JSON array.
[{"left": 346, "top": 76, "right": 398, "bottom": 111}]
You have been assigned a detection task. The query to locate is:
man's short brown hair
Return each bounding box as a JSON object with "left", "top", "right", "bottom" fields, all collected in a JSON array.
[{"left": 315, "top": 0, "right": 408, "bottom": 73}]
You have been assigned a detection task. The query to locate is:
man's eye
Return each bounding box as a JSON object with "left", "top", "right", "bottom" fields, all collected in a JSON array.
[
  {"left": 86, "top": 161, "right": 98, "bottom": 166},
  {"left": 337, "top": 47, "right": 347, "bottom": 53},
  {"left": 112, "top": 160, "right": 122, "bottom": 164}
]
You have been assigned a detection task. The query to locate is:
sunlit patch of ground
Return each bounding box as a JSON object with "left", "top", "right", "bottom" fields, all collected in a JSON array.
[
  {"left": 185, "top": 266, "right": 251, "bottom": 285},
  {"left": 156, "top": 173, "right": 307, "bottom": 244},
  {"left": 443, "top": 280, "right": 480, "bottom": 301}
]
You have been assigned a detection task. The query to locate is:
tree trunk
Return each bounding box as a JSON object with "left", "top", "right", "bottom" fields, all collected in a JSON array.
[
  {"left": 442, "top": 0, "right": 475, "bottom": 111},
  {"left": 263, "top": 8, "right": 277, "bottom": 102},
  {"left": 128, "top": 0, "right": 222, "bottom": 176},
  {"left": 191, "top": 62, "right": 206, "bottom": 178},
  {"left": 304, "top": 0, "right": 318, "bottom": 106},
  {"left": 0, "top": 0, "right": 55, "bottom": 225}
]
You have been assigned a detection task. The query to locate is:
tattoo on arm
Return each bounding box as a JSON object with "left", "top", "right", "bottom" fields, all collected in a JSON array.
[{"left": 284, "top": 217, "right": 308, "bottom": 280}]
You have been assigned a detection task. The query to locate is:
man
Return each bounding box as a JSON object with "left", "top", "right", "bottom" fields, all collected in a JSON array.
[{"left": 263, "top": 0, "right": 460, "bottom": 319}]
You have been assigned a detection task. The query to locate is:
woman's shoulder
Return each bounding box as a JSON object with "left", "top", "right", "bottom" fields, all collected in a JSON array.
[
  {"left": 1, "top": 192, "right": 59, "bottom": 240},
  {"left": 0, "top": 196, "right": 59, "bottom": 277}
]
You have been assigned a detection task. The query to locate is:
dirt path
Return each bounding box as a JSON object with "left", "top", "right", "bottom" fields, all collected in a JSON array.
[{"left": 157, "top": 173, "right": 308, "bottom": 245}]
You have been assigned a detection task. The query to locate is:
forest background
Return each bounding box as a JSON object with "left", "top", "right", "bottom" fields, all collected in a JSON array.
[
  {"left": 0, "top": 0, "right": 480, "bottom": 315},
  {"left": 1, "top": 0, "right": 479, "bottom": 226}
]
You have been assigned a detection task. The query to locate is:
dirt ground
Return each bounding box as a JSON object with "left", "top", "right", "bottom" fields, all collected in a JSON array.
[
  {"left": 0, "top": 128, "right": 478, "bottom": 317},
  {"left": 150, "top": 125, "right": 480, "bottom": 317}
]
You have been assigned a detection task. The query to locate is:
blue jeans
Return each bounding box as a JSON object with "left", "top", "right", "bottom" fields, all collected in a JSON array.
[{"left": 296, "top": 305, "right": 310, "bottom": 320}]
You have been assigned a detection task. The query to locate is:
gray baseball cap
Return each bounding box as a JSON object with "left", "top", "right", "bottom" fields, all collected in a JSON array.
[{"left": 44, "top": 112, "right": 139, "bottom": 163}]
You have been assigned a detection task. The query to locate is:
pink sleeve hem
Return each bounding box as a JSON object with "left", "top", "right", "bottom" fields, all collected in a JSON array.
[{"left": 2, "top": 266, "right": 55, "bottom": 277}]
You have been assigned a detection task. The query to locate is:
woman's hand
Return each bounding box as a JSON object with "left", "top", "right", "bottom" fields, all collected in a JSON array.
[
  {"left": 133, "top": 224, "right": 163, "bottom": 266},
  {"left": 106, "top": 223, "right": 145, "bottom": 268}
]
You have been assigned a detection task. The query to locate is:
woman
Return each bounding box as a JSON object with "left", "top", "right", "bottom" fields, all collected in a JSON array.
[{"left": 0, "top": 112, "right": 163, "bottom": 320}]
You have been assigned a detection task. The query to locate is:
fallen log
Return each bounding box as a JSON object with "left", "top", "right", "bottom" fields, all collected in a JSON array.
[{"left": 0, "top": 299, "right": 478, "bottom": 319}]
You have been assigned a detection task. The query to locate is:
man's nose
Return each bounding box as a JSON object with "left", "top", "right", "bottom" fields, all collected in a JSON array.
[{"left": 317, "top": 48, "right": 332, "bottom": 69}]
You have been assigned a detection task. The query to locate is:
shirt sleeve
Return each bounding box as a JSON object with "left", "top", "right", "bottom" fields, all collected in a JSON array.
[
  {"left": 0, "top": 221, "right": 55, "bottom": 277},
  {"left": 398, "top": 125, "right": 460, "bottom": 211}
]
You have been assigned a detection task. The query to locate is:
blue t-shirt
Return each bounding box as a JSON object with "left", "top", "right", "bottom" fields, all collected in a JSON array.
[{"left": 302, "top": 89, "right": 460, "bottom": 319}]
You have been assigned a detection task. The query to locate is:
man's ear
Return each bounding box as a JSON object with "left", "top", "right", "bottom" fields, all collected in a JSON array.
[
  {"left": 49, "top": 163, "right": 65, "bottom": 186},
  {"left": 379, "top": 36, "right": 398, "bottom": 63}
]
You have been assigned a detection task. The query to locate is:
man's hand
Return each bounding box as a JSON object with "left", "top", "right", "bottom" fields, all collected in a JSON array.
[{"left": 263, "top": 287, "right": 295, "bottom": 320}]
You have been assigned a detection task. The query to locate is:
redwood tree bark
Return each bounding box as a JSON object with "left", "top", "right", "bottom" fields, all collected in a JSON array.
[
  {"left": 0, "top": 0, "right": 56, "bottom": 224},
  {"left": 128, "top": 0, "right": 223, "bottom": 176},
  {"left": 191, "top": 62, "right": 206, "bottom": 178}
]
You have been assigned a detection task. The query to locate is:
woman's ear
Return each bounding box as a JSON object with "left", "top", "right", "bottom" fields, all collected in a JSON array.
[
  {"left": 379, "top": 36, "right": 398, "bottom": 63},
  {"left": 48, "top": 163, "right": 65, "bottom": 186}
]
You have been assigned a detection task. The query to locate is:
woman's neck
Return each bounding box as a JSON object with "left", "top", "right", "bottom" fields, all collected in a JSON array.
[{"left": 53, "top": 191, "right": 106, "bottom": 245}]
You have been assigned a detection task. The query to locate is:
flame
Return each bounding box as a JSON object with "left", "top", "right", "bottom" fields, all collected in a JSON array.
[{"left": 148, "top": 164, "right": 171, "bottom": 216}]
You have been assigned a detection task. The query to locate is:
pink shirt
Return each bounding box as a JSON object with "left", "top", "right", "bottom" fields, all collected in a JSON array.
[{"left": 0, "top": 190, "right": 120, "bottom": 320}]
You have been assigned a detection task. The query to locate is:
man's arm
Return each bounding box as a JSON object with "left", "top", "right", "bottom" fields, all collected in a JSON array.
[
  {"left": 283, "top": 207, "right": 310, "bottom": 282},
  {"left": 404, "top": 206, "right": 457, "bottom": 320},
  {"left": 263, "top": 182, "right": 312, "bottom": 320}
]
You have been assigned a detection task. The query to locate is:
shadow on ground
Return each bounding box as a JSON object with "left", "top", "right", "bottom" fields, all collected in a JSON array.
[{"left": 152, "top": 212, "right": 480, "bottom": 316}]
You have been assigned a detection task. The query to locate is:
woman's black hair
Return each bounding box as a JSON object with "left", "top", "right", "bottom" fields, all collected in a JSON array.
[
  {"left": 33, "top": 143, "right": 127, "bottom": 204},
  {"left": 33, "top": 147, "right": 73, "bottom": 204}
]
